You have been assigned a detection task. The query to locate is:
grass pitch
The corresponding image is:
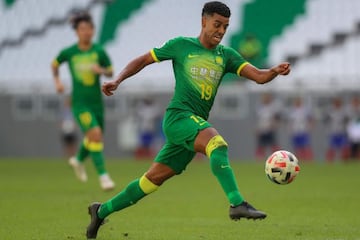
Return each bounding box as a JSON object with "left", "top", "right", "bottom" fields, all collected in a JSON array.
[{"left": 0, "top": 158, "right": 359, "bottom": 240}]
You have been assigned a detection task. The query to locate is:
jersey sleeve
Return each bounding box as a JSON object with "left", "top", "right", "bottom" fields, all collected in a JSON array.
[
  {"left": 98, "top": 47, "right": 112, "bottom": 70},
  {"left": 53, "top": 48, "right": 69, "bottom": 67},
  {"left": 224, "top": 47, "right": 249, "bottom": 76},
  {"left": 150, "top": 37, "right": 182, "bottom": 62}
]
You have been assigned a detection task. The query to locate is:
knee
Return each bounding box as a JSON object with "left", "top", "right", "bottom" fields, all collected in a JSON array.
[
  {"left": 144, "top": 163, "right": 176, "bottom": 186},
  {"left": 86, "top": 127, "right": 103, "bottom": 142}
]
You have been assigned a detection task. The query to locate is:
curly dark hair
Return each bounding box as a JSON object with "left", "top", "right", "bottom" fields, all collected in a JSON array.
[
  {"left": 202, "top": 1, "right": 231, "bottom": 18},
  {"left": 70, "top": 12, "right": 94, "bottom": 29}
]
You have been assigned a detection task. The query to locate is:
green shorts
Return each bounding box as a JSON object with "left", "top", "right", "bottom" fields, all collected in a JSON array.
[
  {"left": 72, "top": 106, "right": 104, "bottom": 133},
  {"left": 154, "top": 109, "right": 212, "bottom": 174}
]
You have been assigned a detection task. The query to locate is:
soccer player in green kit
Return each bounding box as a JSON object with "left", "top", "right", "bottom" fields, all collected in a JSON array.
[
  {"left": 87, "top": 1, "right": 291, "bottom": 238},
  {"left": 51, "top": 12, "right": 115, "bottom": 191}
]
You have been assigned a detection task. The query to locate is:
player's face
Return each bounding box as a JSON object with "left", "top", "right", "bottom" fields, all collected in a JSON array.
[
  {"left": 202, "top": 13, "right": 229, "bottom": 48},
  {"left": 76, "top": 21, "right": 94, "bottom": 44}
]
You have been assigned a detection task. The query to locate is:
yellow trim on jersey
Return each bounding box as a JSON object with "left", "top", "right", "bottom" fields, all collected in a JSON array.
[
  {"left": 236, "top": 62, "right": 249, "bottom": 76},
  {"left": 52, "top": 59, "right": 60, "bottom": 67},
  {"left": 150, "top": 49, "right": 160, "bottom": 62},
  {"left": 139, "top": 175, "right": 159, "bottom": 194},
  {"left": 205, "top": 135, "right": 228, "bottom": 157}
]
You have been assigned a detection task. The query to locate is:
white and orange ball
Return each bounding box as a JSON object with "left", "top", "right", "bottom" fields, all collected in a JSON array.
[{"left": 265, "top": 150, "right": 300, "bottom": 185}]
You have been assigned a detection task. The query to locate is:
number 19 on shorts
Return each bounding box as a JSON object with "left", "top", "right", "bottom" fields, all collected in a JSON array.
[{"left": 190, "top": 115, "right": 207, "bottom": 126}]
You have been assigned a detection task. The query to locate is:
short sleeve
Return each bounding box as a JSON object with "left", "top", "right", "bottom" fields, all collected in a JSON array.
[
  {"left": 224, "top": 47, "right": 249, "bottom": 76},
  {"left": 150, "top": 37, "right": 182, "bottom": 62},
  {"left": 98, "top": 47, "right": 112, "bottom": 69},
  {"left": 53, "top": 48, "right": 69, "bottom": 66}
]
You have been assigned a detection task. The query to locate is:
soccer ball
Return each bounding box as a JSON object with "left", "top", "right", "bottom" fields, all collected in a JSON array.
[{"left": 265, "top": 150, "right": 300, "bottom": 185}]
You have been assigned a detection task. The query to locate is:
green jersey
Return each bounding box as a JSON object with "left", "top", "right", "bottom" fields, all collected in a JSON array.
[
  {"left": 151, "top": 36, "right": 248, "bottom": 119},
  {"left": 53, "top": 43, "right": 112, "bottom": 110}
]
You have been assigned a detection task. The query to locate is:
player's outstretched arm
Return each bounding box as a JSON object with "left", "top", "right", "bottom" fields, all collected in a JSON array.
[
  {"left": 240, "top": 62, "right": 291, "bottom": 84},
  {"left": 102, "top": 52, "right": 155, "bottom": 96}
]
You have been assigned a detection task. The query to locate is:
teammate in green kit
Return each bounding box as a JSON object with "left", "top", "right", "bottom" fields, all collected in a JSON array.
[
  {"left": 51, "top": 12, "right": 115, "bottom": 191},
  {"left": 86, "top": 1, "right": 291, "bottom": 238}
]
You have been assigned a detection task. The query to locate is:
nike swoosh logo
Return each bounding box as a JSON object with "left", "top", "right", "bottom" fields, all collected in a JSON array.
[
  {"left": 221, "top": 165, "right": 230, "bottom": 169},
  {"left": 188, "top": 54, "right": 199, "bottom": 58}
]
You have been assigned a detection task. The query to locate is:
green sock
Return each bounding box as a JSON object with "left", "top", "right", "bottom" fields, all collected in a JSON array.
[
  {"left": 98, "top": 179, "right": 146, "bottom": 219},
  {"left": 90, "top": 150, "right": 106, "bottom": 175},
  {"left": 76, "top": 141, "right": 89, "bottom": 163},
  {"left": 210, "top": 147, "right": 244, "bottom": 206}
]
